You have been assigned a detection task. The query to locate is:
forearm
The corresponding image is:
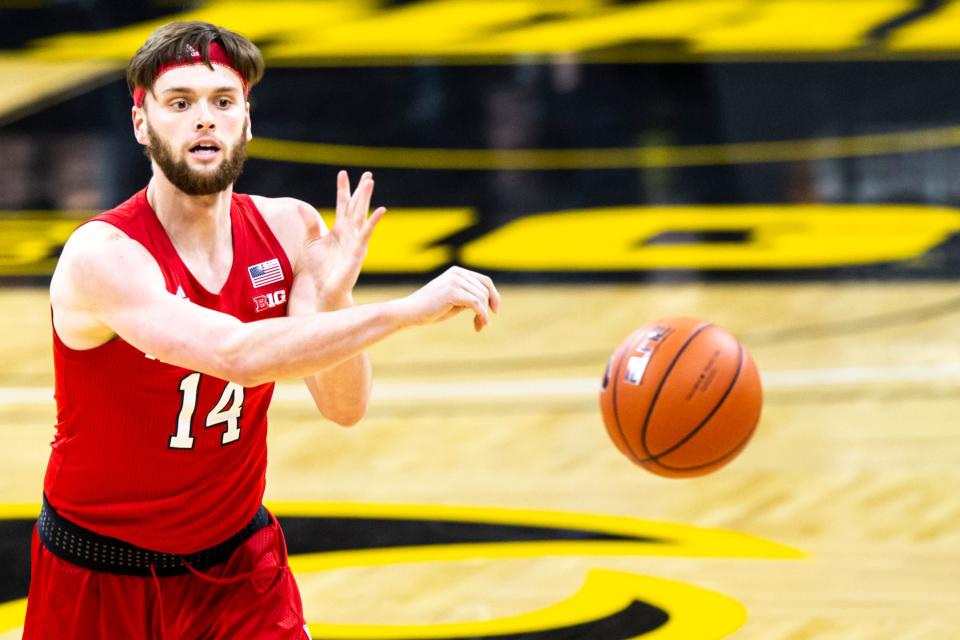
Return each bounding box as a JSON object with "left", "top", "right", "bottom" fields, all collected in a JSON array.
[
  {"left": 304, "top": 352, "right": 371, "bottom": 425},
  {"left": 219, "top": 299, "right": 405, "bottom": 386},
  {"left": 301, "top": 293, "right": 373, "bottom": 425}
]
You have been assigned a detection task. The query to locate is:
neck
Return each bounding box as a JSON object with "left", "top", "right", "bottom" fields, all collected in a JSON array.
[{"left": 146, "top": 171, "right": 233, "bottom": 252}]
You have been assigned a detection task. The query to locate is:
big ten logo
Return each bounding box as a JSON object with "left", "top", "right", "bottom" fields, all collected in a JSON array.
[
  {"left": 253, "top": 289, "right": 286, "bottom": 312},
  {"left": 0, "top": 502, "right": 801, "bottom": 637}
]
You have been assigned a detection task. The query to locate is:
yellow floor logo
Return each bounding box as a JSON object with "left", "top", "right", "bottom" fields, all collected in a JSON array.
[{"left": 0, "top": 502, "right": 800, "bottom": 638}]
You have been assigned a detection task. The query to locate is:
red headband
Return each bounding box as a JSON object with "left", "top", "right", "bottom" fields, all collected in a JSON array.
[{"left": 132, "top": 42, "right": 248, "bottom": 108}]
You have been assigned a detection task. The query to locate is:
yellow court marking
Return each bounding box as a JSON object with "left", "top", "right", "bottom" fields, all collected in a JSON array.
[
  {"left": 888, "top": 2, "right": 960, "bottom": 51},
  {"left": 268, "top": 501, "right": 798, "bottom": 543},
  {"left": 0, "top": 505, "right": 40, "bottom": 519},
  {"left": 265, "top": 0, "right": 552, "bottom": 59},
  {"left": 0, "top": 502, "right": 798, "bottom": 636},
  {"left": 248, "top": 123, "right": 960, "bottom": 171},
  {"left": 0, "top": 501, "right": 808, "bottom": 554},
  {"left": 0, "top": 506, "right": 34, "bottom": 632},
  {"left": 287, "top": 537, "right": 799, "bottom": 576},
  {"left": 24, "top": 1, "right": 372, "bottom": 62},
  {"left": 16, "top": 0, "right": 958, "bottom": 62},
  {"left": 0, "top": 574, "right": 746, "bottom": 639},
  {"left": 0, "top": 57, "right": 119, "bottom": 123},
  {"left": 361, "top": 209, "right": 474, "bottom": 272},
  {"left": 4, "top": 204, "right": 958, "bottom": 275},
  {"left": 461, "top": 205, "right": 960, "bottom": 270},
  {"left": 306, "top": 569, "right": 746, "bottom": 640},
  {"left": 0, "top": 600, "right": 26, "bottom": 635},
  {"left": 276, "top": 502, "right": 794, "bottom": 639},
  {"left": 271, "top": 500, "right": 802, "bottom": 568},
  {"left": 0, "top": 217, "right": 90, "bottom": 276},
  {"left": 475, "top": 0, "right": 743, "bottom": 57},
  {"left": 0, "top": 209, "right": 472, "bottom": 276},
  {"left": 692, "top": 0, "right": 911, "bottom": 52}
]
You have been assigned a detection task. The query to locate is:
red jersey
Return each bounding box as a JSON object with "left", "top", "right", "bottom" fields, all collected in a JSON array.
[{"left": 45, "top": 188, "right": 293, "bottom": 554}]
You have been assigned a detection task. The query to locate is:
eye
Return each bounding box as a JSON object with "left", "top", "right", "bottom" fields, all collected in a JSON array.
[
  {"left": 216, "top": 97, "right": 233, "bottom": 108},
  {"left": 171, "top": 99, "right": 189, "bottom": 110}
]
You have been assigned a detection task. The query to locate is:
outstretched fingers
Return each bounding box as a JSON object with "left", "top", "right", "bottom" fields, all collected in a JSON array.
[
  {"left": 348, "top": 171, "right": 374, "bottom": 226},
  {"left": 335, "top": 170, "right": 382, "bottom": 232},
  {"left": 335, "top": 170, "right": 351, "bottom": 221},
  {"left": 360, "top": 206, "right": 387, "bottom": 243}
]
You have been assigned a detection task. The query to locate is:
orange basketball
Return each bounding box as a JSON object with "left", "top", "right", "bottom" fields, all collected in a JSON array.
[{"left": 599, "top": 317, "right": 762, "bottom": 478}]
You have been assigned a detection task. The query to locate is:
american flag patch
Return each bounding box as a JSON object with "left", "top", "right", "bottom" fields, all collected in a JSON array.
[{"left": 247, "top": 258, "right": 283, "bottom": 288}]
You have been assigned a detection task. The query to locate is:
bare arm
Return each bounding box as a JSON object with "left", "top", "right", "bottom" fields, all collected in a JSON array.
[
  {"left": 52, "top": 221, "right": 498, "bottom": 389},
  {"left": 256, "top": 172, "right": 384, "bottom": 425},
  {"left": 289, "top": 279, "right": 371, "bottom": 426}
]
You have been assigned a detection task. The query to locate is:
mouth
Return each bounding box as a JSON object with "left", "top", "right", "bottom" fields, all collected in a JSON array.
[{"left": 189, "top": 141, "right": 222, "bottom": 159}]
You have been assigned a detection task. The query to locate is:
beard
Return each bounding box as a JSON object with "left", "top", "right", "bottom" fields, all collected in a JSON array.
[{"left": 145, "top": 125, "right": 248, "bottom": 196}]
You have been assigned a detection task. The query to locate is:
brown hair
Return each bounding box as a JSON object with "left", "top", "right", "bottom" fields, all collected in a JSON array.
[{"left": 126, "top": 21, "right": 264, "bottom": 100}]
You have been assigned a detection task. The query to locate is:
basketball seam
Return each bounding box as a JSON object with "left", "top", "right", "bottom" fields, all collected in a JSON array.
[
  {"left": 646, "top": 337, "right": 744, "bottom": 463},
  {"left": 652, "top": 417, "right": 758, "bottom": 472},
  {"left": 650, "top": 343, "right": 759, "bottom": 472},
  {"left": 637, "top": 323, "right": 712, "bottom": 463},
  {"left": 610, "top": 329, "right": 651, "bottom": 464}
]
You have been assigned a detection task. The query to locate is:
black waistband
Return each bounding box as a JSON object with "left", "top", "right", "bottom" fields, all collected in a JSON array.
[{"left": 37, "top": 496, "right": 270, "bottom": 576}]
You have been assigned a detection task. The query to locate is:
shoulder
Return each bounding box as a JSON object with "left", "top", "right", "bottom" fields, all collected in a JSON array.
[
  {"left": 61, "top": 220, "right": 149, "bottom": 267},
  {"left": 249, "top": 195, "right": 325, "bottom": 231},
  {"left": 59, "top": 221, "right": 140, "bottom": 276},
  {"left": 70, "top": 219, "right": 127, "bottom": 243},
  {"left": 248, "top": 195, "right": 327, "bottom": 270},
  {"left": 53, "top": 221, "right": 164, "bottom": 306},
  {"left": 51, "top": 220, "right": 167, "bottom": 345}
]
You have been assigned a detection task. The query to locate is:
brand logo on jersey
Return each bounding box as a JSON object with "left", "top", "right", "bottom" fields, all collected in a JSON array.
[
  {"left": 247, "top": 258, "right": 283, "bottom": 288},
  {"left": 253, "top": 289, "right": 287, "bottom": 312}
]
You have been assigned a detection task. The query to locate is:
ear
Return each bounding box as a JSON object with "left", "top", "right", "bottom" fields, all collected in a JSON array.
[
  {"left": 132, "top": 105, "right": 148, "bottom": 146},
  {"left": 245, "top": 102, "right": 253, "bottom": 141}
]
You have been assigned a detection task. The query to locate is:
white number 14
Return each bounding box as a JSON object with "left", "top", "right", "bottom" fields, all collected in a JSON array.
[{"left": 169, "top": 372, "right": 244, "bottom": 449}]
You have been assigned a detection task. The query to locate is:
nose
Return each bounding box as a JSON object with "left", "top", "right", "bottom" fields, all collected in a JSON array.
[{"left": 195, "top": 100, "right": 216, "bottom": 132}]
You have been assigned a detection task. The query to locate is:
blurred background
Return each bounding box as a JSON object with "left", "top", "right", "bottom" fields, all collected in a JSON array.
[
  {"left": 4, "top": 0, "right": 960, "bottom": 282},
  {"left": 2, "top": 1, "right": 960, "bottom": 639}
]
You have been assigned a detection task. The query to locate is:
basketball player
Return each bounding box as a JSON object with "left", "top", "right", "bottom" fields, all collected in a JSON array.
[{"left": 23, "top": 21, "right": 499, "bottom": 639}]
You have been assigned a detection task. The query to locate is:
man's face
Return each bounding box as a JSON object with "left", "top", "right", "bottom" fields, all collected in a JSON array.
[{"left": 134, "top": 64, "right": 251, "bottom": 196}]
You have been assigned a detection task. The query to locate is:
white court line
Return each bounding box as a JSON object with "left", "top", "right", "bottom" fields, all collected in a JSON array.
[{"left": 2, "top": 363, "right": 960, "bottom": 405}]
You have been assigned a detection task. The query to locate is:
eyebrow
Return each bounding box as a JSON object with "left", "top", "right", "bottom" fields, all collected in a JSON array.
[{"left": 161, "top": 86, "right": 242, "bottom": 95}]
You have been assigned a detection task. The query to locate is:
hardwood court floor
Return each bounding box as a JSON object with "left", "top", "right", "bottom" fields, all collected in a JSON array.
[{"left": 0, "top": 282, "right": 958, "bottom": 639}]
